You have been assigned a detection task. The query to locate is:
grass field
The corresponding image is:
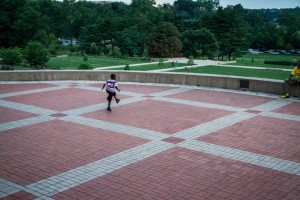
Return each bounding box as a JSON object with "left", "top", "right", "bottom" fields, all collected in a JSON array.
[
  {"left": 44, "top": 53, "right": 299, "bottom": 80},
  {"left": 47, "top": 55, "right": 152, "bottom": 70},
  {"left": 173, "top": 65, "right": 290, "bottom": 80},
  {"left": 232, "top": 53, "right": 299, "bottom": 69},
  {"left": 105, "top": 62, "right": 188, "bottom": 71}
]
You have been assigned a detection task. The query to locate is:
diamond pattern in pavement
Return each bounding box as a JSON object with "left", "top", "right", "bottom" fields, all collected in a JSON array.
[{"left": 0, "top": 81, "right": 299, "bottom": 200}]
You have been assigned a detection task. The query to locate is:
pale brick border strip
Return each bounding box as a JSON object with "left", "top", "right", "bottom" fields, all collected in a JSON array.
[
  {"left": 61, "top": 115, "right": 169, "bottom": 141},
  {"left": 24, "top": 141, "right": 175, "bottom": 197},
  {"left": 173, "top": 112, "right": 256, "bottom": 139},
  {"left": 156, "top": 96, "right": 246, "bottom": 112},
  {"left": 0, "top": 100, "right": 58, "bottom": 115},
  {"left": 178, "top": 140, "right": 300, "bottom": 175},
  {"left": 76, "top": 85, "right": 146, "bottom": 97},
  {"left": 259, "top": 112, "right": 300, "bottom": 122},
  {"left": 0, "top": 116, "right": 55, "bottom": 131},
  {"left": 150, "top": 87, "right": 193, "bottom": 97},
  {"left": 62, "top": 96, "right": 147, "bottom": 116},
  {"left": 251, "top": 99, "right": 293, "bottom": 112},
  {"left": 0, "top": 178, "right": 23, "bottom": 198},
  {"left": 0, "top": 85, "right": 69, "bottom": 98}
]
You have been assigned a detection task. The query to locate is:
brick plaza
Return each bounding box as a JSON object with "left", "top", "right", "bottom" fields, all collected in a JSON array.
[{"left": 0, "top": 81, "right": 299, "bottom": 200}]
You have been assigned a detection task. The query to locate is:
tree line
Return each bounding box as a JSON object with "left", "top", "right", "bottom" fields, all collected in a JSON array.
[{"left": 1, "top": 0, "right": 300, "bottom": 66}]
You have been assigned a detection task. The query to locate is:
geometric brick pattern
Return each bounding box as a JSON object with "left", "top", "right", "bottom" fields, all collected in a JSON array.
[{"left": 0, "top": 81, "right": 299, "bottom": 200}]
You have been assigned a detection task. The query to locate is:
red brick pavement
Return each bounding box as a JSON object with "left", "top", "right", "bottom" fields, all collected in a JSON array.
[
  {"left": 167, "top": 89, "right": 274, "bottom": 108},
  {"left": 272, "top": 101, "right": 300, "bottom": 116},
  {"left": 54, "top": 147, "right": 300, "bottom": 200},
  {"left": 0, "top": 83, "right": 57, "bottom": 94},
  {"left": 0, "top": 107, "right": 37, "bottom": 124},
  {"left": 83, "top": 99, "right": 232, "bottom": 134},
  {"left": 0, "top": 120, "right": 149, "bottom": 186},
  {"left": 0, "top": 82, "right": 299, "bottom": 200},
  {"left": 197, "top": 115, "right": 300, "bottom": 162}
]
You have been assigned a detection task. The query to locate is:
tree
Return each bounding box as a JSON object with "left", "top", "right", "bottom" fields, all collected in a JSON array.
[
  {"left": 79, "top": 24, "right": 103, "bottom": 55},
  {"left": 117, "top": 27, "right": 144, "bottom": 56},
  {"left": 182, "top": 28, "right": 219, "bottom": 58},
  {"left": 203, "top": 6, "right": 249, "bottom": 60},
  {"left": 23, "top": 41, "right": 49, "bottom": 69},
  {"left": 146, "top": 22, "right": 183, "bottom": 57},
  {"left": 0, "top": 0, "right": 28, "bottom": 47},
  {"left": 291, "top": 31, "right": 300, "bottom": 49}
]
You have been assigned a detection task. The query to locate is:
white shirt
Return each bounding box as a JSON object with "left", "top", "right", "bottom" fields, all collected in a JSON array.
[{"left": 104, "top": 79, "right": 118, "bottom": 93}]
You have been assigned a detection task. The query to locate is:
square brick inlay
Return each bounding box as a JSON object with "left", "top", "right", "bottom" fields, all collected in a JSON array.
[
  {"left": 0, "top": 120, "right": 149, "bottom": 186},
  {"left": 143, "top": 95, "right": 155, "bottom": 98},
  {"left": 54, "top": 147, "right": 300, "bottom": 200},
  {"left": 0, "top": 83, "right": 57, "bottom": 94},
  {"left": 50, "top": 113, "right": 68, "bottom": 118},
  {"left": 167, "top": 89, "right": 274, "bottom": 108},
  {"left": 245, "top": 109, "right": 262, "bottom": 114},
  {"left": 272, "top": 101, "right": 300, "bottom": 116},
  {"left": 162, "top": 137, "right": 185, "bottom": 144},
  {"left": 89, "top": 83, "right": 174, "bottom": 94},
  {"left": 0, "top": 107, "right": 38, "bottom": 124},
  {"left": 3, "top": 88, "right": 129, "bottom": 111},
  {"left": 197, "top": 115, "right": 300, "bottom": 162},
  {"left": 82, "top": 99, "right": 233, "bottom": 134}
]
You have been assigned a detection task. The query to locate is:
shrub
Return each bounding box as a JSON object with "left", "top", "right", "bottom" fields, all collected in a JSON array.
[
  {"left": 1, "top": 48, "right": 23, "bottom": 66},
  {"left": 264, "top": 60, "right": 297, "bottom": 66},
  {"left": 1, "top": 65, "right": 14, "bottom": 70},
  {"left": 83, "top": 55, "right": 88, "bottom": 62},
  {"left": 187, "top": 56, "right": 194, "bottom": 65},
  {"left": 158, "top": 58, "right": 164, "bottom": 66},
  {"left": 23, "top": 41, "right": 49, "bottom": 69},
  {"left": 124, "top": 64, "right": 130, "bottom": 70},
  {"left": 78, "top": 63, "right": 93, "bottom": 70}
]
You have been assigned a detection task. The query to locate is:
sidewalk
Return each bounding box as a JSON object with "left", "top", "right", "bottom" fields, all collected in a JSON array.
[{"left": 0, "top": 81, "right": 300, "bottom": 200}]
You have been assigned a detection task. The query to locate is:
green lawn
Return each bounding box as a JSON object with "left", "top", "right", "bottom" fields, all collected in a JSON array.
[
  {"left": 173, "top": 65, "right": 290, "bottom": 80},
  {"left": 42, "top": 53, "right": 298, "bottom": 80},
  {"left": 47, "top": 55, "right": 151, "bottom": 70},
  {"left": 104, "top": 62, "right": 189, "bottom": 71},
  {"left": 232, "top": 53, "right": 299, "bottom": 69}
]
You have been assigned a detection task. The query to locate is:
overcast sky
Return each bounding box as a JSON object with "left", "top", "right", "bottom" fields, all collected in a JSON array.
[{"left": 87, "top": 0, "right": 300, "bottom": 9}]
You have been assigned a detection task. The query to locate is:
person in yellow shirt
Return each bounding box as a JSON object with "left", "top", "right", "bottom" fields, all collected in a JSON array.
[{"left": 281, "top": 62, "right": 300, "bottom": 98}]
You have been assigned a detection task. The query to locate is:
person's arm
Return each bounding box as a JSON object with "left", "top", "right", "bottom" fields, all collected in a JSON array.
[
  {"left": 115, "top": 86, "right": 120, "bottom": 92},
  {"left": 101, "top": 83, "right": 106, "bottom": 90}
]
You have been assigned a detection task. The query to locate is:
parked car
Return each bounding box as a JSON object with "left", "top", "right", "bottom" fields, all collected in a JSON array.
[
  {"left": 265, "top": 50, "right": 279, "bottom": 54},
  {"left": 279, "top": 50, "right": 288, "bottom": 55},
  {"left": 291, "top": 50, "right": 300, "bottom": 54}
]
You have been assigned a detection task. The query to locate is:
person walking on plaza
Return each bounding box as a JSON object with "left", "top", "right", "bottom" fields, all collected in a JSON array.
[
  {"left": 101, "top": 74, "right": 121, "bottom": 111},
  {"left": 281, "top": 62, "right": 300, "bottom": 98}
]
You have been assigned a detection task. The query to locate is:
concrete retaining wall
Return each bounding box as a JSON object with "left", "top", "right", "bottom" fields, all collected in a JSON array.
[{"left": 0, "top": 70, "right": 299, "bottom": 97}]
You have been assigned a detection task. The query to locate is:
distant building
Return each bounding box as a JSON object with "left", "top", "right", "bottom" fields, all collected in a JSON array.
[{"left": 58, "top": 38, "right": 77, "bottom": 46}]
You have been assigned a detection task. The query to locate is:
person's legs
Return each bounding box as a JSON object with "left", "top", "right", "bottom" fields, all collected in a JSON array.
[
  {"left": 106, "top": 92, "right": 114, "bottom": 111},
  {"left": 282, "top": 79, "right": 299, "bottom": 98},
  {"left": 282, "top": 78, "right": 290, "bottom": 98},
  {"left": 113, "top": 93, "right": 120, "bottom": 103}
]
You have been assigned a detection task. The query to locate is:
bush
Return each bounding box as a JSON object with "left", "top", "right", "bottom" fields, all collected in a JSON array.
[
  {"left": 1, "top": 48, "right": 23, "bottom": 66},
  {"left": 158, "top": 58, "right": 164, "bottom": 66},
  {"left": 23, "top": 41, "right": 49, "bottom": 69},
  {"left": 78, "top": 63, "right": 93, "bottom": 70},
  {"left": 1, "top": 65, "right": 14, "bottom": 70},
  {"left": 124, "top": 64, "right": 130, "bottom": 70},
  {"left": 264, "top": 60, "right": 297, "bottom": 66},
  {"left": 187, "top": 56, "right": 194, "bottom": 65},
  {"left": 83, "top": 55, "right": 88, "bottom": 62}
]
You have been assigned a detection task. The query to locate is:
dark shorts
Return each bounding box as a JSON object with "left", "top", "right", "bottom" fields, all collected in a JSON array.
[{"left": 106, "top": 90, "right": 116, "bottom": 102}]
